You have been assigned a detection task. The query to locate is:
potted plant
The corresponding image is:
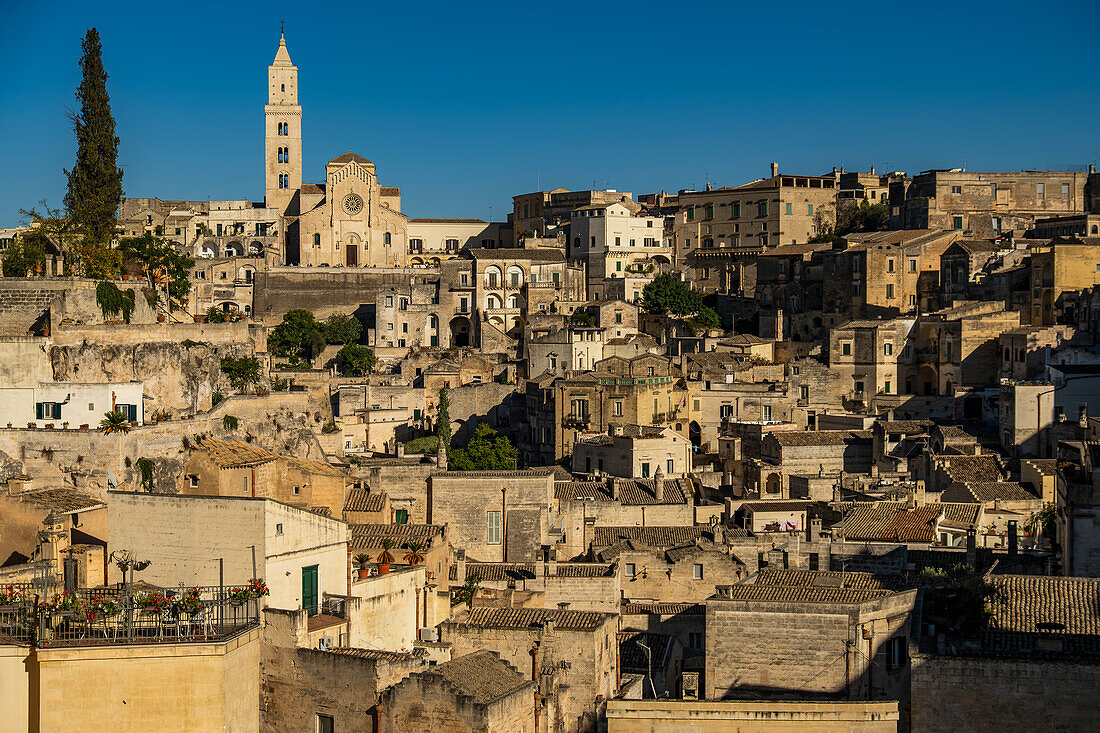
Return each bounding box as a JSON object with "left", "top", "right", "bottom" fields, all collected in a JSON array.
[
  {"left": 377, "top": 539, "right": 396, "bottom": 575},
  {"left": 404, "top": 542, "right": 425, "bottom": 566},
  {"left": 157, "top": 315, "right": 166, "bottom": 323},
  {"left": 354, "top": 553, "right": 370, "bottom": 579},
  {"left": 79, "top": 424, "right": 89, "bottom": 430}
]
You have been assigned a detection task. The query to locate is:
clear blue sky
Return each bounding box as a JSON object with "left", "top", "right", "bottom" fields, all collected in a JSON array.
[{"left": 2, "top": 0, "right": 1099, "bottom": 227}]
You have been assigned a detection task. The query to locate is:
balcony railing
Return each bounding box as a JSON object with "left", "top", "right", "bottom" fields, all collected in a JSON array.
[
  {"left": 0, "top": 583, "right": 263, "bottom": 647},
  {"left": 562, "top": 413, "right": 590, "bottom": 428}
]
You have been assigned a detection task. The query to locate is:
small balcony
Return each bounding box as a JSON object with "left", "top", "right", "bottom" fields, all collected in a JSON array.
[{"left": 562, "top": 413, "right": 590, "bottom": 428}]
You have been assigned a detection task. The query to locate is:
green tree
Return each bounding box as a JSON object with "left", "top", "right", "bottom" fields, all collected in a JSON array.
[
  {"left": 1, "top": 235, "right": 46, "bottom": 276},
  {"left": 118, "top": 232, "right": 193, "bottom": 303},
  {"left": 448, "top": 422, "right": 518, "bottom": 471},
  {"left": 691, "top": 306, "right": 721, "bottom": 331},
  {"left": 220, "top": 356, "right": 261, "bottom": 393},
  {"left": 64, "top": 28, "right": 123, "bottom": 246},
  {"left": 640, "top": 273, "right": 702, "bottom": 316},
  {"left": 336, "top": 343, "right": 376, "bottom": 376},
  {"left": 206, "top": 306, "right": 231, "bottom": 323},
  {"left": 323, "top": 313, "right": 363, "bottom": 344},
  {"left": 99, "top": 410, "right": 132, "bottom": 433},
  {"left": 269, "top": 309, "right": 324, "bottom": 359},
  {"left": 95, "top": 280, "right": 135, "bottom": 323},
  {"left": 436, "top": 387, "right": 451, "bottom": 448}
]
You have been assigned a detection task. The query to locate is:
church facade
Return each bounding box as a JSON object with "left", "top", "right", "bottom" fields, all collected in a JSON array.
[{"left": 265, "top": 33, "right": 408, "bottom": 266}]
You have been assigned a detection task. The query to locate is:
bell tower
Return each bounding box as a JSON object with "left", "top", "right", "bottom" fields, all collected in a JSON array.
[{"left": 265, "top": 28, "right": 302, "bottom": 215}]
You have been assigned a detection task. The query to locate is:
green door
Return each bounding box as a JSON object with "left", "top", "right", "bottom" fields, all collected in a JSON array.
[{"left": 302, "top": 565, "right": 319, "bottom": 616}]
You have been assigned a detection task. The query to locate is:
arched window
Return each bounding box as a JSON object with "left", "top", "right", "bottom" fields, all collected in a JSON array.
[
  {"left": 280, "top": 84, "right": 285, "bottom": 92},
  {"left": 384, "top": 232, "right": 392, "bottom": 245},
  {"left": 313, "top": 233, "right": 321, "bottom": 247}
]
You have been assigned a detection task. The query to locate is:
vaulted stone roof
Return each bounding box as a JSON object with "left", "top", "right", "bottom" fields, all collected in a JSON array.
[{"left": 430, "top": 651, "right": 531, "bottom": 704}]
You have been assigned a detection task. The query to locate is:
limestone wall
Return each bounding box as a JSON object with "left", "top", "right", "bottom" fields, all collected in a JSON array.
[
  {"left": 33, "top": 629, "right": 260, "bottom": 733},
  {"left": 910, "top": 654, "right": 1100, "bottom": 733},
  {"left": 606, "top": 700, "right": 899, "bottom": 733},
  {"left": 254, "top": 268, "right": 431, "bottom": 323}
]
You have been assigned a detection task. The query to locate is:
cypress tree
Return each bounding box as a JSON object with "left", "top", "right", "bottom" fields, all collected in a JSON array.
[{"left": 64, "top": 28, "right": 123, "bottom": 245}]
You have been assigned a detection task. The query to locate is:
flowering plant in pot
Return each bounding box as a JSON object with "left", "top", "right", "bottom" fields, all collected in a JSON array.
[
  {"left": 377, "top": 539, "right": 396, "bottom": 575},
  {"left": 135, "top": 591, "right": 169, "bottom": 613},
  {"left": 0, "top": 584, "right": 27, "bottom": 607},
  {"left": 354, "top": 553, "right": 371, "bottom": 579}
]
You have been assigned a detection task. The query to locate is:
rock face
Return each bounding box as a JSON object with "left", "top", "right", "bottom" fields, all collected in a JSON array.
[{"left": 49, "top": 341, "right": 257, "bottom": 414}]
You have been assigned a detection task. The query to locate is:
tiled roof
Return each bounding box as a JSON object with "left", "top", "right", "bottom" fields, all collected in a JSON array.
[
  {"left": 741, "top": 500, "right": 815, "bottom": 513},
  {"left": 879, "top": 419, "right": 934, "bottom": 434},
  {"left": 936, "top": 425, "right": 980, "bottom": 442},
  {"left": 457, "top": 606, "right": 608, "bottom": 632},
  {"left": 431, "top": 651, "right": 531, "bottom": 704},
  {"left": 309, "top": 506, "right": 332, "bottom": 518},
  {"left": 197, "top": 438, "right": 276, "bottom": 468},
  {"left": 986, "top": 575, "right": 1100, "bottom": 636},
  {"left": 717, "top": 584, "right": 894, "bottom": 604},
  {"left": 10, "top": 487, "right": 103, "bottom": 513},
  {"left": 593, "top": 526, "right": 714, "bottom": 547},
  {"left": 437, "top": 469, "right": 556, "bottom": 478},
  {"left": 772, "top": 430, "right": 872, "bottom": 447},
  {"left": 622, "top": 602, "right": 705, "bottom": 616},
  {"left": 328, "top": 151, "right": 373, "bottom": 165},
  {"left": 349, "top": 523, "right": 443, "bottom": 548},
  {"left": 942, "top": 454, "right": 1004, "bottom": 483},
  {"left": 1022, "top": 458, "right": 1058, "bottom": 476},
  {"left": 554, "top": 478, "right": 693, "bottom": 505},
  {"left": 942, "top": 482, "right": 1038, "bottom": 503},
  {"left": 754, "top": 569, "right": 907, "bottom": 591},
  {"left": 467, "top": 247, "right": 566, "bottom": 262},
  {"left": 449, "top": 562, "right": 616, "bottom": 582},
  {"left": 327, "top": 647, "right": 426, "bottom": 661},
  {"left": 834, "top": 502, "right": 979, "bottom": 543},
  {"left": 619, "top": 631, "right": 676, "bottom": 671},
  {"left": 283, "top": 455, "right": 349, "bottom": 477},
  {"left": 344, "top": 489, "right": 387, "bottom": 513}
]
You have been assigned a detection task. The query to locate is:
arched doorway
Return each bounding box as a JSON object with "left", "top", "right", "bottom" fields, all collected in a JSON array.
[
  {"left": 449, "top": 316, "right": 471, "bottom": 348},
  {"left": 224, "top": 241, "right": 243, "bottom": 257},
  {"left": 918, "top": 365, "right": 938, "bottom": 396},
  {"left": 765, "top": 473, "right": 782, "bottom": 495},
  {"left": 963, "top": 393, "right": 983, "bottom": 420},
  {"left": 346, "top": 235, "right": 359, "bottom": 266}
]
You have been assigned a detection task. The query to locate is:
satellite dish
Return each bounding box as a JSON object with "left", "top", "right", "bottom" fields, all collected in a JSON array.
[{"left": 107, "top": 469, "right": 118, "bottom": 489}]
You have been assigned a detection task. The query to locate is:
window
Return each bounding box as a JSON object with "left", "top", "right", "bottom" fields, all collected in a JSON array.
[
  {"left": 688, "top": 632, "right": 702, "bottom": 650},
  {"left": 1062, "top": 182, "right": 1070, "bottom": 200},
  {"left": 687, "top": 206, "right": 695, "bottom": 221},
  {"left": 884, "top": 342, "right": 893, "bottom": 355},
  {"left": 693, "top": 563, "right": 703, "bottom": 580},
  {"left": 842, "top": 343, "right": 851, "bottom": 356},
  {"left": 188, "top": 475, "right": 199, "bottom": 489},
  {"left": 809, "top": 554, "right": 819, "bottom": 570},
  {"left": 275, "top": 523, "right": 283, "bottom": 536},
  {"left": 641, "top": 462, "right": 650, "bottom": 478},
  {"left": 908, "top": 259, "right": 917, "bottom": 273},
  {"left": 785, "top": 202, "right": 792, "bottom": 215},
  {"left": 384, "top": 232, "right": 392, "bottom": 245},
  {"left": 720, "top": 404, "right": 733, "bottom": 418},
  {"left": 625, "top": 563, "right": 636, "bottom": 578},
  {"left": 1037, "top": 183, "right": 1045, "bottom": 200},
  {"left": 313, "top": 233, "right": 321, "bottom": 248},
  {"left": 616, "top": 261, "right": 622, "bottom": 272},
  {"left": 886, "top": 636, "right": 907, "bottom": 671},
  {"left": 855, "top": 380, "right": 865, "bottom": 394},
  {"left": 800, "top": 385, "right": 809, "bottom": 401},
  {"left": 732, "top": 203, "right": 741, "bottom": 218},
  {"left": 293, "top": 485, "right": 300, "bottom": 495},
  {"left": 952, "top": 215, "right": 963, "bottom": 229},
  {"left": 395, "top": 509, "right": 408, "bottom": 524},
  {"left": 34, "top": 402, "right": 61, "bottom": 420},
  {"left": 887, "top": 259, "right": 895, "bottom": 273},
  {"left": 853, "top": 259, "right": 860, "bottom": 272},
  {"left": 614, "top": 400, "right": 623, "bottom": 416},
  {"left": 762, "top": 405, "right": 772, "bottom": 421},
  {"left": 758, "top": 202, "right": 767, "bottom": 217},
  {"left": 317, "top": 713, "right": 335, "bottom": 733},
  {"left": 705, "top": 205, "right": 713, "bottom": 219},
  {"left": 385, "top": 295, "right": 393, "bottom": 307},
  {"left": 487, "top": 511, "right": 502, "bottom": 545},
  {"left": 667, "top": 458, "right": 674, "bottom": 473},
  {"left": 116, "top": 404, "right": 138, "bottom": 422},
  {"left": 951, "top": 185, "right": 962, "bottom": 194},
  {"left": 886, "top": 284, "right": 895, "bottom": 299},
  {"left": 909, "top": 294, "right": 916, "bottom": 306},
  {"left": 884, "top": 380, "right": 892, "bottom": 393}
]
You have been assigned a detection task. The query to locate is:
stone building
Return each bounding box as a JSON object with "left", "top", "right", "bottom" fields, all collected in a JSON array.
[
  {"left": 568, "top": 202, "right": 672, "bottom": 295},
  {"left": 827, "top": 318, "right": 916, "bottom": 411},
  {"left": 405, "top": 218, "right": 510, "bottom": 267},
  {"left": 672, "top": 166, "right": 838, "bottom": 293},
  {"left": 747, "top": 430, "right": 873, "bottom": 498},
  {"left": 427, "top": 469, "right": 557, "bottom": 563},
  {"left": 524, "top": 354, "right": 688, "bottom": 464},
  {"left": 527, "top": 325, "right": 606, "bottom": 378},
  {"left": 602, "top": 539, "right": 746, "bottom": 604},
  {"left": 910, "top": 574, "right": 1100, "bottom": 733},
  {"left": 820, "top": 229, "right": 961, "bottom": 318},
  {"left": 450, "top": 558, "right": 621, "bottom": 613},
  {"left": 570, "top": 424, "right": 693, "bottom": 479},
  {"left": 379, "top": 650, "right": 535, "bottom": 732},
  {"left": 939, "top": 239, "right": 1002, "bottom": 305},
  {"left": 889, "top": 168, "right": 1088, "bottom": 236},
  {"left": 1028, "top": 236, "right": 1100, "bottom": 325},
  {"left": 513, "top": 188, "right": 639, "bottom": 240},
  {"left": 705, "top": 572, "right": 917, "bottom": 704},
  {"left": 440, "top": 605, "right": 619, "bottom": 733},
  {"left": 180, "top": 438, "right": 351, "bottom": 517}
]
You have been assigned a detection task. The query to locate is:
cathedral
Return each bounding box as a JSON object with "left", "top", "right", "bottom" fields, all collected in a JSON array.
[{"left": 265, "top": 33, "right": 408, "bottom": 266}]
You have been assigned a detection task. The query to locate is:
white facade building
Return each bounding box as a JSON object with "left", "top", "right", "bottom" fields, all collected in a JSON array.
[
  {"left": 0, "top": 381, "right": 145, "bottom": 428},
  {"left": 570, "top": 203, "right": 672, "bottom": 293}
]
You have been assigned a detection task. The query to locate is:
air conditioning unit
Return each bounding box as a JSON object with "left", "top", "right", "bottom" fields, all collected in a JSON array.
[
  {"left": 419, "top": 627, "right": 439, "bottom": 642},
  {"left": 318, "top": 636, "right": 335, "bottom": 651}
]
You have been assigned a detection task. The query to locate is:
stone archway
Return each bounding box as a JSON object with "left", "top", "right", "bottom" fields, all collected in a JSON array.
[
  {"left": 449, "top": 316, "right": 471, "bottom": 348},
  {"left": 346, "top": 235, "right": 359, "bottom": 266}
]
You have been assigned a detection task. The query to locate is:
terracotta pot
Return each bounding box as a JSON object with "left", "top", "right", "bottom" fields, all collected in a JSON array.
[
  {"left": 357, "top": 568, "right": 369, "bottom": 580},
  {"left": 194, "top": 316, "right": 202, "bottom": 323},
  {"left": 80, "top": 424, "right": 89, "bottom": 430},
  {"left": 157, "top": 315, "right": 166, "bottom": 322},
  {"left": 378, "top": 563, "right": 390, "bottom": 575}
]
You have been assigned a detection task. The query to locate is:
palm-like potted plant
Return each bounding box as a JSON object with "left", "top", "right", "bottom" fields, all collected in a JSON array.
[
  {"left": 100, "top": 410, "right": 132, "bottom": 434},
  {"left": 354, "top": 553, "right": 370, "bottom": 579},
  {"left": 404, "top": 541, "right": 425, "bottom": 566},
  {"left": 377, "top": 539, "right": 396, "bottom": 575}
]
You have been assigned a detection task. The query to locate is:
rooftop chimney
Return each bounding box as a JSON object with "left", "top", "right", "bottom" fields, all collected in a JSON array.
[
  {"left": 436, "top": 435, "right": 448, "bottom": 470},
  {"left": 1091, "top": 164, "right": 1097, "bottom": 174},
  {"left": 653, "top": 465, "right": 665, "bottom": 502},
  {"left": 395, "top": 441, "right": 405, "bottom": 458},
  {"left": 770, "top": 162, "right": 779, "bottom": 177}
]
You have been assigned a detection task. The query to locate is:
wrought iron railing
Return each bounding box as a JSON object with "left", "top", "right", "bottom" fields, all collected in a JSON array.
[{"left": 0, "top": 584, "right": 264, "bottom": 647}]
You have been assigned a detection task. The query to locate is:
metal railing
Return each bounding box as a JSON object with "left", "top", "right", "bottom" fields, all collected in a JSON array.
[{"left": 0, "top": 584, "right": 262, "bottom": 647}]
